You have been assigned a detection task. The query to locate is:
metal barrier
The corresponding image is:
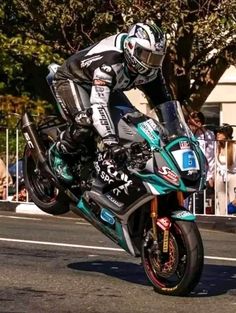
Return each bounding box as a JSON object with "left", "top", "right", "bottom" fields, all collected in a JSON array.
[
  {"left": 0, "top": 128, "right": 235, "bottom": 217},
  {"left": 0, "top": 128, "right": 29, "bottom": 204}
]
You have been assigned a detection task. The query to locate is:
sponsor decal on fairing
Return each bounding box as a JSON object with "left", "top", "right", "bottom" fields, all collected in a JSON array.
[
  {"left": 171, "top": 149, "right": 200, "bottom": 171},
  {"left": 157, "top": 166, "right": 179, "bottom": 185},
  {"left": 179, "top": 141, "right": 190, "bottom": 149}
]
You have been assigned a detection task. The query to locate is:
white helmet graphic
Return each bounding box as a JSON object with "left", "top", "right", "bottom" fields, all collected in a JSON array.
[{"left": 124, "top": 22, "right": 166, "bottom": 74}]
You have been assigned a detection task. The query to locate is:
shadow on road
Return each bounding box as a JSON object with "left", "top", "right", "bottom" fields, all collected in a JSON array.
[
  {"left": 194, "top": 263, "right": 236, "bottom": 297},
  {"left": 68, "top": 260, "right": 149, "bottom": 285},
  {"left": 68, "top": 261, "right": 236, "bottom": 297}
]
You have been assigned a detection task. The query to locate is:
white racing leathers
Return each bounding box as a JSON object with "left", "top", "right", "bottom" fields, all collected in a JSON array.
[{"left": 54, "top": 33, "right": 171, "bottom": 142}]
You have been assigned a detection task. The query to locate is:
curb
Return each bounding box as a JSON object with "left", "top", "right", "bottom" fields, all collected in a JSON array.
[
  {"left": 0, "top": 201, "right": 49, "bottom": 215},
  {"left": 0, "top": 201, "right": 77, "bottom": 218},
  {"left": 196, "top": 215, "right": 236, "bottom": 234},
  {"left": 0, "top": 201, "right": 236, "bottom": 233}
]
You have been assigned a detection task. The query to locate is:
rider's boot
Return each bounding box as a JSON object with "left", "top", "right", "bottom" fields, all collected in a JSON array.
[
  {"left": 50, "top": 111, "right": 93, "bottom": 183},
  {"left": 49, "top": 133, "right": 75, "bottom": 183}
]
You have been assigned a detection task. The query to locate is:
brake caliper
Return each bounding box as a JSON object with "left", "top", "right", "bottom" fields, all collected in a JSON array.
[{"left": 156, "top": 217, "right": 171, "bottom": 253}]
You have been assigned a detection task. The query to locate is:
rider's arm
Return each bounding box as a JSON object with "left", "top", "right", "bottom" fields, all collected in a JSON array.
[
  {"left": 138, "top": 69, "right": 172, "bottom": 109},
  {"left": 90, "top": 64, "right": 118, "bottom": 141}
]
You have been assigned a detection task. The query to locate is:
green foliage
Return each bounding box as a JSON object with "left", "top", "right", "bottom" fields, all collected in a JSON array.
[
  {"left": 0, "top": 0, "right": 235, "bottom": 112},
  {"left": 0, "top": 94, "right": 50, "bottom": 161},
  {"left": 116, "top": 0, "right": 236, "bottom": 107},
  {"left": 0, "top": 0, "right": 234, "bottom": 162}
]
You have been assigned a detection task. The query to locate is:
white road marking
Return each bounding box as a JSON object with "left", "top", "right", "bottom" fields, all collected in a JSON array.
[
  {"left": 0, "top": 215, "right": 41, "bottom": 221},
  {"left": 204, "top": 256, "right": 236, "bottom": 262},
  {"left": 56, "top": 216, "right": 83, "bottom": 221},
  {"left": 0, "top": 238, "right": 124, "bottom": 252},
  {"left": 75, "top": 221, "right": 90, "bottom": 225},
  {"left": 0, "top": 237, "right": 236, "bottom": 262},
  {"left": 0, "top": 214, "right": 88, "bottom": 224}
]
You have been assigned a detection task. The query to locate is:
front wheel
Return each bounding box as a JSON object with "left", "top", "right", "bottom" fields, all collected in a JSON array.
[
  {"left": 141, "top": 220, "right": 204, "bottom": 296},
  {"left": 23, "top": 147, "right": 70, "bottom": 215}
]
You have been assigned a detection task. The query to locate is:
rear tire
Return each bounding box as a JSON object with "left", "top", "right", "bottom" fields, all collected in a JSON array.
[
  {"left": 141, "top": 220, "right": 204, "bottom": 296},
  {"left": 23, "top": 147, "right": 70, "bottom": 215}
]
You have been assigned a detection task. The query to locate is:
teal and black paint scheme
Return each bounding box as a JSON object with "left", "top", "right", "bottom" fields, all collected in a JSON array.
[
  {"left": 135, "top": 117, "right": 207, "bottom": 195},
  {"left": 77, "top": 198, "right": 130, "bottom": 252},
  {"left": 71, "top": 101, "right": 207, "bottom": 257}
]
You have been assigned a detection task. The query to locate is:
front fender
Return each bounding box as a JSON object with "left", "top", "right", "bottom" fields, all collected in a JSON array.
[{"left": 171, "top": 209, "right": 196, "bottom": 221}]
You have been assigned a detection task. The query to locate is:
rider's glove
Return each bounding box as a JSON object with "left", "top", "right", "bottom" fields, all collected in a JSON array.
[
  {"left": 107, "top": 144, "right": 127, "bottom": 163},
  {"left": 102, "top": 136, "right": 127, "bottom": 164}
]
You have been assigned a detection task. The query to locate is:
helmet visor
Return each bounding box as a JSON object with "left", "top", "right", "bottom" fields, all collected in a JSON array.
[{"left": 134, "top": 43, "right": 164, "bottom": 68}]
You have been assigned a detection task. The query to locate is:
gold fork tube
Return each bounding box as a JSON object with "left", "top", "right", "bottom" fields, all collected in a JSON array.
[
  {"left": 151, "top": 197, "right": 158, "bottom": 241},
  {"left": 177, "top": 191, "right": 184, "bottom": 206}
]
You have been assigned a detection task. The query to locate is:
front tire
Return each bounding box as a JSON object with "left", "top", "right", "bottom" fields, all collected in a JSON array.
[
  {"left": 141, "top": 220, "right": 204, "bottom": 296},
  {"left": 23, "top": 147, "right": 70, "bottom": 215}
]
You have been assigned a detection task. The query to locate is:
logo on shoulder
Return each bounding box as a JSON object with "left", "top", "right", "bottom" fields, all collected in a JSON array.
[{"left": 81, "top": 55, "right": 103, "bottom": 68}]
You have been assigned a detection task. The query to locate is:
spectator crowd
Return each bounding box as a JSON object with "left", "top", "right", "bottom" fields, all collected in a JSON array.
[{"left": 187, "top": 110, "right": 236, "bottom": 216}]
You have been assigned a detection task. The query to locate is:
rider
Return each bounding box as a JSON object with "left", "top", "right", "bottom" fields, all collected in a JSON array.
[{"left": 50, "top": 21, "right": 171, "bottom": 183}]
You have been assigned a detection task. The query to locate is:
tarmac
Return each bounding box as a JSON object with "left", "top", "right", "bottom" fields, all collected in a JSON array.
[{"left": 0, "top": 201, "right": 236, "bottom": 234}]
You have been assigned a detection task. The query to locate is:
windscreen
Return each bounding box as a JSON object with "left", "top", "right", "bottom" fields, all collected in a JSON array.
[{"left": 154, "top": 101, "right": 193, "bottom": 141}]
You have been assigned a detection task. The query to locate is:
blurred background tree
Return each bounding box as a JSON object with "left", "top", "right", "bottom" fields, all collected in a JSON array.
[
  {"left": 0, "top": 94, "right": 48, "bottom": 162},
  {"left": 0, "top": 0, "right": 235, "bottom": 160},
  {"left": 1, "top": 0, "right": 235, "bottom": 110}
]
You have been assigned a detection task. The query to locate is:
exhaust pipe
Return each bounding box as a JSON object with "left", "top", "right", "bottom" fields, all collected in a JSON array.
[
  {"left": 22, "top": 112, "right": 46, "bottom": 164},
  {"left": 21, "top": 112, "right": 61, "bottom": 186}
]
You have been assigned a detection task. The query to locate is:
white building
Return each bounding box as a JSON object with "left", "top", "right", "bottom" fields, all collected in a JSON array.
[{"left": 203, "top": 65, "right": 236, "bottom": 138}]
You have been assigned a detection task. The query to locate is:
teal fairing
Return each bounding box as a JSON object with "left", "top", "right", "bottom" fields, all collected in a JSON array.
[
  {"left": 77, "top": 197, "right": 130, "bottom": 252},
  {"left": 134, "top": 101, "right": 207, "bottom": 194}
]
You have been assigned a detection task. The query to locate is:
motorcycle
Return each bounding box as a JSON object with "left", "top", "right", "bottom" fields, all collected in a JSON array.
[{"left": 21, "top": 66, "right": 207, "bottom": 296}]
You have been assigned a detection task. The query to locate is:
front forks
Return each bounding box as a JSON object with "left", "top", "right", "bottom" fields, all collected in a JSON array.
[
  {"left": 150, "top": 196, "right": 158, "bottom": 242},
  {"left": 150, "top": 191, "right": 184, "bottom": 253}
]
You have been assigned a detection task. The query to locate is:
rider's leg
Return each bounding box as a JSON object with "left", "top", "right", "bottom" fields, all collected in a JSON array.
[{"left": 51, "top": 78, "right": 91, "bottom": 182}]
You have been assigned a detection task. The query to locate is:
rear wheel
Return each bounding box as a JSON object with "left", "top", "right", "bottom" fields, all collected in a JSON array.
[
  {"left": 23, "top": 147, "right": 70, "bottom": 215},
  {"left": 141, "top": 220, "right": 204, "bottom": 296}
]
